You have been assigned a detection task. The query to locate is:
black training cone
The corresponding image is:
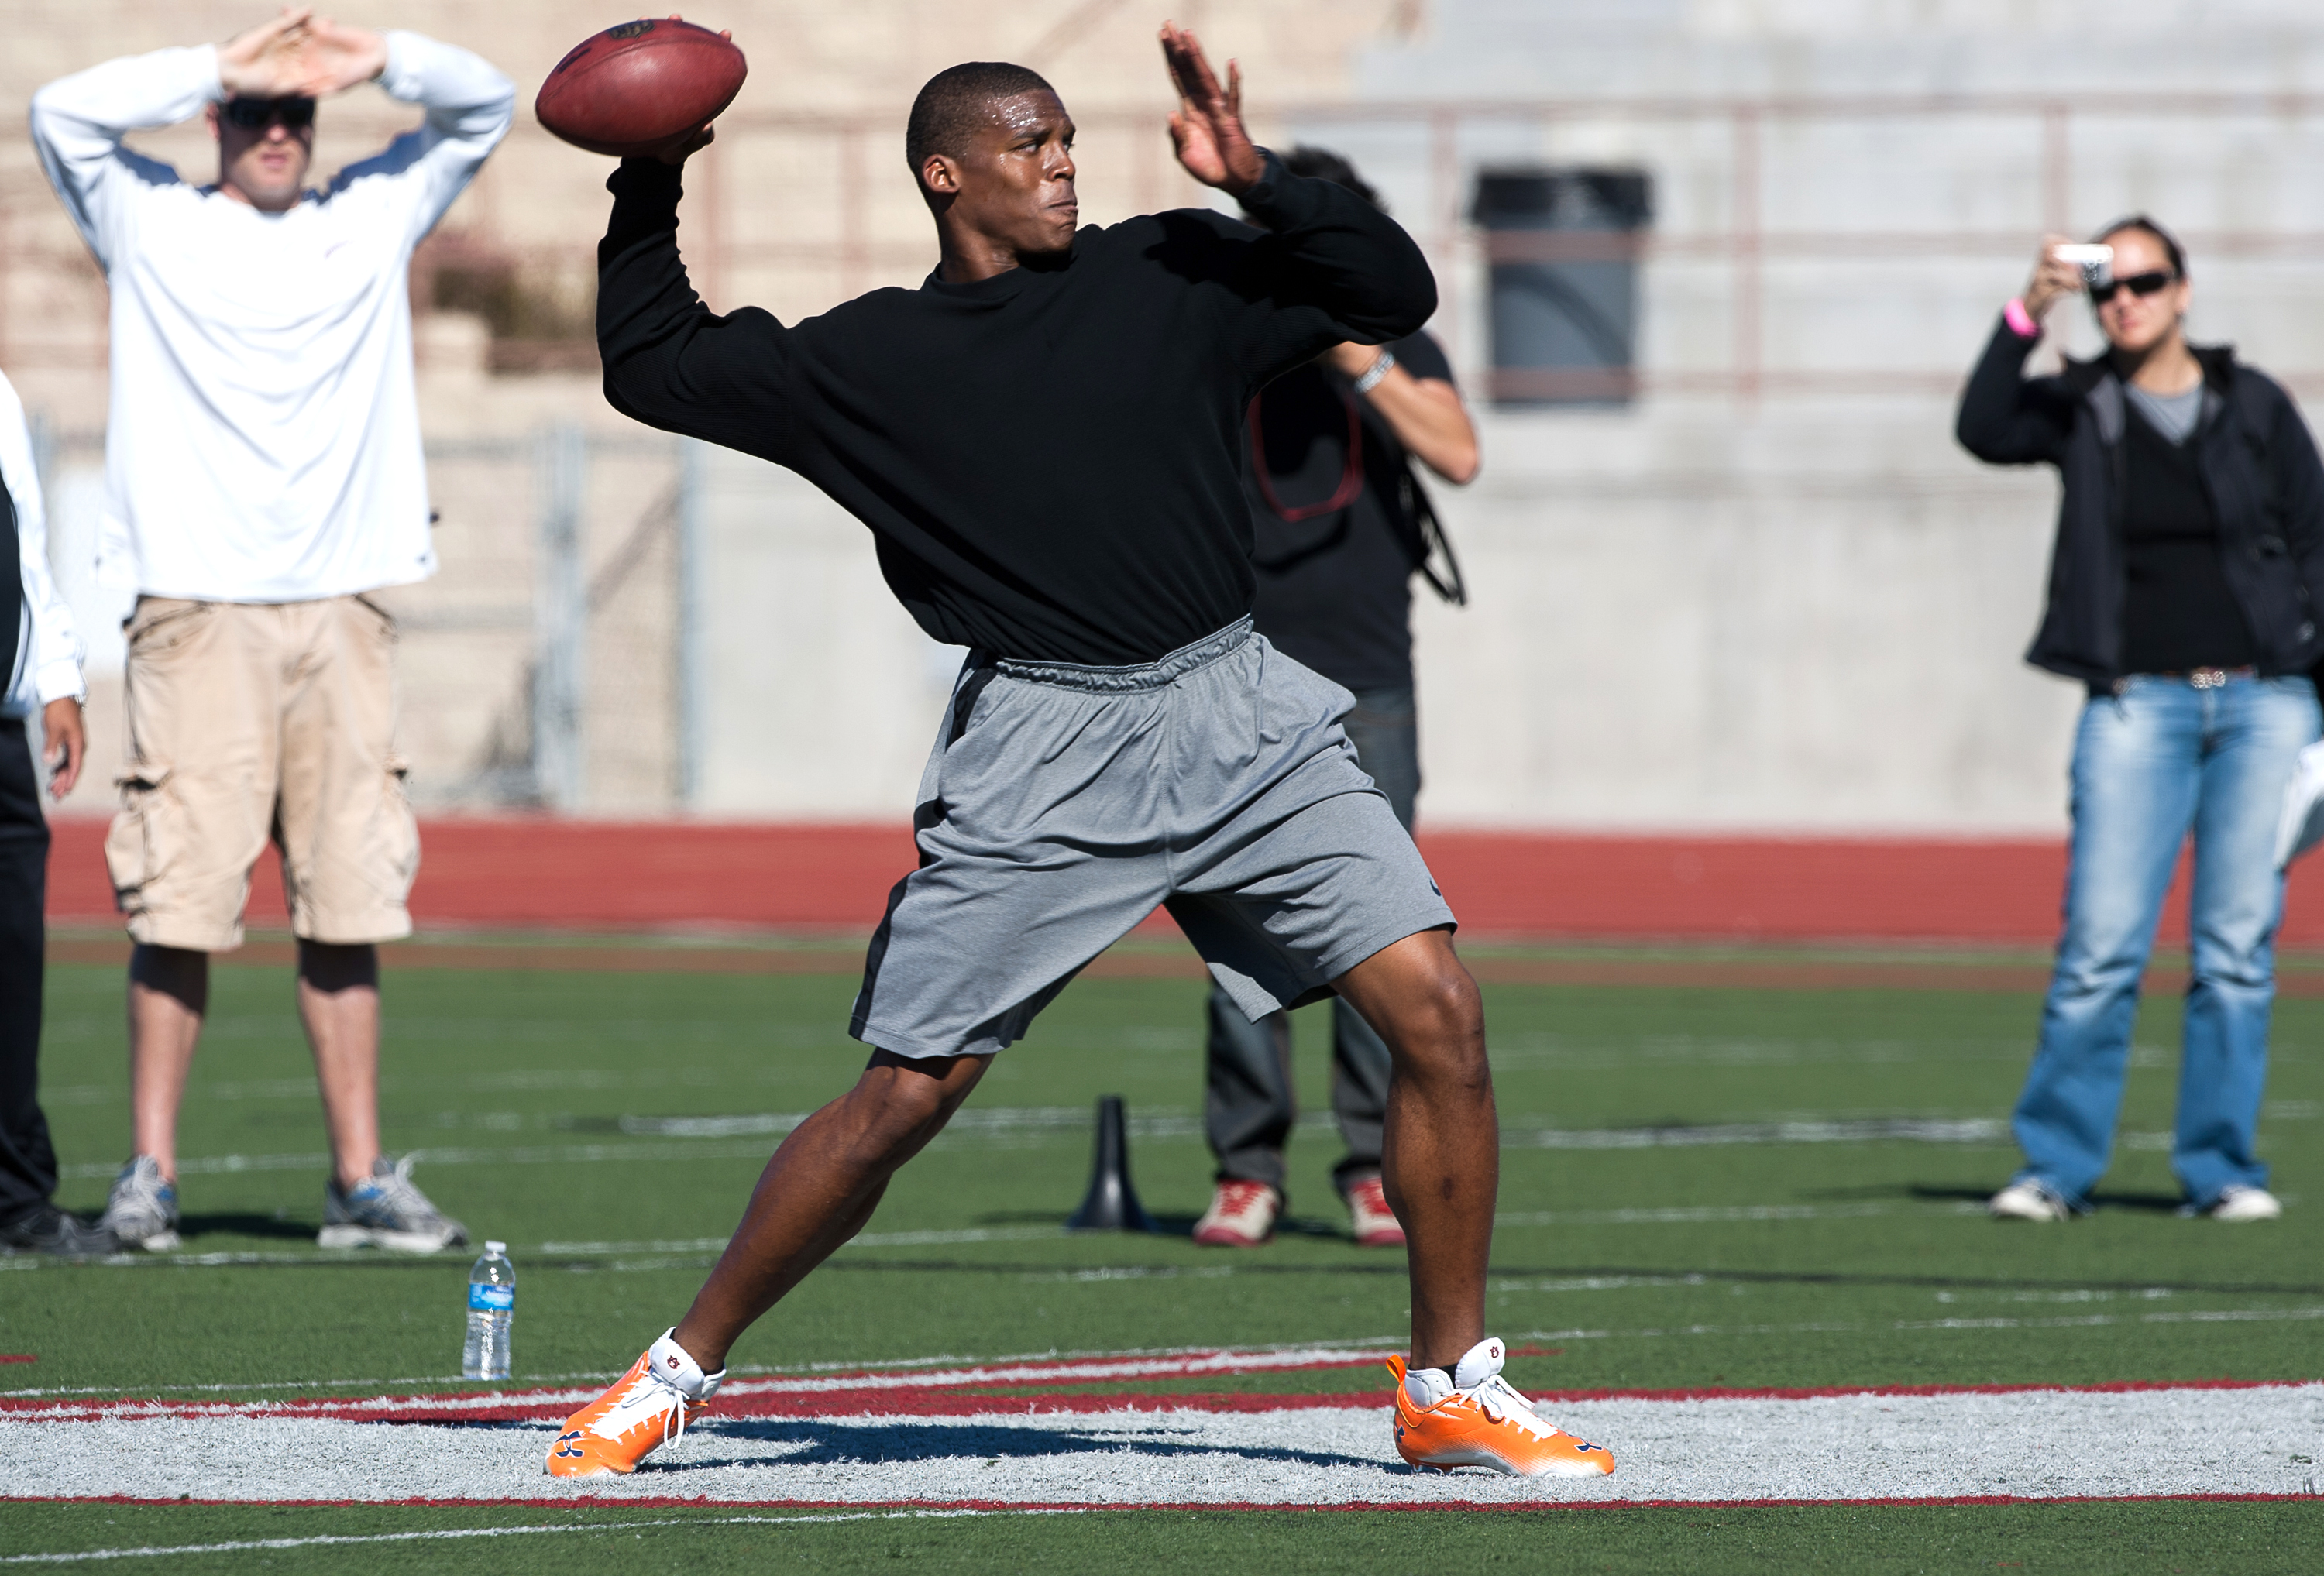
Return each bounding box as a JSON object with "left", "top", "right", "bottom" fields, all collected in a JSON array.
[{"left": 1065, "top": 1094, "right": 1157, "bottom": 1232}]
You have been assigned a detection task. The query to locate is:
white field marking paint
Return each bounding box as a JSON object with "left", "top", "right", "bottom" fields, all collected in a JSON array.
[
  {"left": 0, "top": 1339, "right": 1411, "bottom": 1403},
  {"left": 1501, "top": 1304, "right": 2324, "bottom": 1343},
  {"left": 0, "top": 1509, "right": 1048, "bottom": 1565},
  {"left": 0, "top": 1199, "right": 1995, "bottom": 1268},
  {"left": 2, "top": 1345, "right": 1415, "bottom": 1421},
  {"left": 538, "top": 1225, "right": 1065, "bottom": 1256},
  {"left": 1495, "top": 1201, "right": 1983, "bottom": 1227},
  {"left": 7, "top": 1385, "right": 2320, "bottom": 1504},
  {"left": 79, "top": 1091, "right": 2273, "bottom": 1180}
]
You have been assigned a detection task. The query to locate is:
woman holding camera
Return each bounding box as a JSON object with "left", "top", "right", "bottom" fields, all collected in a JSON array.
[{"left": 1957, "top": 217, "right": 2324, "bottom": 1222}]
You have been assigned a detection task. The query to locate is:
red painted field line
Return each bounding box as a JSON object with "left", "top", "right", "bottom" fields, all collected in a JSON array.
[
  {"left": 22, "top": 1492, "right": 2319, "bottom": 1512},
  {"left": 0, "top": 1355, "right": 33, "bottom": 1364},
  {"left": 11, "top": 1375, "right": 2313, "bottom": 1425}
]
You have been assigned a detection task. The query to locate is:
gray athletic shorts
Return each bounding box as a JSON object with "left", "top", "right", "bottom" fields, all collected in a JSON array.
[{"left": 849, "top": 617, "right": 1457, "bottom": 1060}]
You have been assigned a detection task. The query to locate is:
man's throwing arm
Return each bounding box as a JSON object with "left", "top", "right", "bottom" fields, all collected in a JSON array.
[
  {"left": 596, "top": 158, "right": 801, "bottom": 465},
  {"left": 29, "top": 47, "right": 222, "bottom": 270},
  {"left": 1232, "top": 152, "right": 1438, "bottom": 384}
]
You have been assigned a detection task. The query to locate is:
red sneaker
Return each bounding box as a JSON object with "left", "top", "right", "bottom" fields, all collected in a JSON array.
[
  {"left": 1343, "top": 1175, "right": 1405, "bottom": 1247},
  {"left": 1192, "top": 1179, "right": 1279, "bottom": 1245}
]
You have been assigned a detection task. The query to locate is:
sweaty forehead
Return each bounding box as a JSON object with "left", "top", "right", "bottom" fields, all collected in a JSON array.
[{"left": 983, "top": 90, "right": 1069, "bottom": 138}]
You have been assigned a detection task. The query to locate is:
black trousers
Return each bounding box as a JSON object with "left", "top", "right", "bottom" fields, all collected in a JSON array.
[
  {"left": 1204, "top": 685, "right": 1418, "bottom": 1197},
  {"left": 0, "top": 718, "right": 57, "bottom": 1227}
]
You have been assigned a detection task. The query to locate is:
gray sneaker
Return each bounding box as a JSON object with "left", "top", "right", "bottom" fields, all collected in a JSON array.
[
  {"left": 101, "top": 1155, "right": 182, "bottom": 1252},
  {"left": 319, "top": 1155, "right": 468, "bottom": 1253}
]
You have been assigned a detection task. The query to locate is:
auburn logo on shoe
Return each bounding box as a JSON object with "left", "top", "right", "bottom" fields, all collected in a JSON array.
[{"left": 545, "top": 1350, "right": 706, "bottom": 1478}]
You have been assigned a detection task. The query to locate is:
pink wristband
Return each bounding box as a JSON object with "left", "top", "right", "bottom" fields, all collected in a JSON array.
[{"left": 2004, "top": 297, "right": 2040, "bottom": 339}]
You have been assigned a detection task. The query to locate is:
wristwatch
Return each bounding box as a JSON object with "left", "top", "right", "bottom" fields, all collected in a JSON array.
[{"left": 1353, "top": 349, "right": 1397, "bottom": 393}]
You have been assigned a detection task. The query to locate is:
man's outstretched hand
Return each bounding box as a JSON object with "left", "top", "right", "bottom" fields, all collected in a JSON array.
[{"left": 1162, "top": 22, "right": 1263, "bottom": 197}]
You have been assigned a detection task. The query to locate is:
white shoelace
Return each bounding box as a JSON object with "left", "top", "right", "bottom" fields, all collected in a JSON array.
[
  {"left": 588, "top": 1367, "right": 696, "bottom": 1448},
  {"left": 1467, "top": 1374, "right": 1557, "bottom": 1440}
]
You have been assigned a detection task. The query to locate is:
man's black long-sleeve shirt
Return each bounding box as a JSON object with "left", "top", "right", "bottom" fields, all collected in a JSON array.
[{"left": 596, "top": 153, "right": 1437, "bottom": 664}]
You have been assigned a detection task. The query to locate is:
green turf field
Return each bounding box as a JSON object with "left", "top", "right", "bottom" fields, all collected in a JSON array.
[{"left": 6, "top": 952, "right": 2322, "bottom": 1570}]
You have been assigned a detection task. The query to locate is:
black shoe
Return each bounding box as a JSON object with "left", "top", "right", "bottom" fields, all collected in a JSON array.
[{"left": 0, "top": 1203, "right": 120, "bottom": 1256}]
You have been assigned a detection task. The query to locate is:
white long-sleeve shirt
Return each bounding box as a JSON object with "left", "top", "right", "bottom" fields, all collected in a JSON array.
[
  {"left": 1, "top": 372, "right": 82, "bottom": 719},
  {"left": 30, "top": 33, "right": 514, "bottom": 603}
]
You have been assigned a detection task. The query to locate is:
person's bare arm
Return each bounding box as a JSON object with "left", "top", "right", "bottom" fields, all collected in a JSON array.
[
  {"left": 1325, "top": 342, "right": 1479, "bottom": 484},
  {"left": 40, "top": 697, "right": 84, "bottom": 800}
]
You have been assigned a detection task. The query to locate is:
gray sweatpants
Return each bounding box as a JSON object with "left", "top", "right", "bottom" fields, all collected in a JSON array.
[
  {"left": 1205, "top": 686, "right": 1417, "bottom": 1197},
  {"left": 849, "top": 621, "right": 1455, "bottom": 1060}
]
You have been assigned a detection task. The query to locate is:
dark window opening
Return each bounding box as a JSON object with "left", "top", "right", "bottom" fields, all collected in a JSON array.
[{"left": 1472, "top": 168, "right": 1652, "bottom": 407}]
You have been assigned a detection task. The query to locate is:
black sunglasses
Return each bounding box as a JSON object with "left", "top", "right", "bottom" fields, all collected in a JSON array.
[
  {"left": 2090, "top": 270, "right": 2176, "bottom": 304},
  {"left": 222, "top": 95, "right": 316, "bottom": 131}
]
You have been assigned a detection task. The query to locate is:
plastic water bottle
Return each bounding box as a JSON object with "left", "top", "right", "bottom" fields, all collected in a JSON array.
[{"left": 463, "top": 1241, "right": 514, "bottom": 1380}]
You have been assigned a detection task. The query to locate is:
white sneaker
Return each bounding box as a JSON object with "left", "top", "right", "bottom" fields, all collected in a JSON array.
[
  {"left": 1989, "top": 1179, "right": 2070, "bottom": 1222},
  {"left": 319, "top": 1155, "right": 468, "bottom": 1252},
  {"left": 1192, "top": 1180, "right": 1279, "bottom": 1246},
  {"left": 101, "top": 1155, "right": 181, "bottom": 1252},
  {"left": 2200, "top": 1186, "right": 2283, "bottom": 1222}
]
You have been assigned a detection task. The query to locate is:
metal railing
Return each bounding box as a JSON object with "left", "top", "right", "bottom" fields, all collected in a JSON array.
[{"left": 10, "top": 89, "right": 2324, "bottom": 399}]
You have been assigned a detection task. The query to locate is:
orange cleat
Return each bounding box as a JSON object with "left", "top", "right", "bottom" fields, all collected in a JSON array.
[
  {"left": 545, "top": 1335, "right": 723, "bottom": 1478},
  {"left": 1387, "top": 1340, "right": 1614, "bottom": 1478}
]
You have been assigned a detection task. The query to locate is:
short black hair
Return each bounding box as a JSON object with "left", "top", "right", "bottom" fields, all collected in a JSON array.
[
  {"left": 906, "top": 62, "right": 1056, "bottom": 181},
  {"left": 1281, "top": 146, "right": 1382, "bottom": 211},
  {"left": 2094, "top": 213, "right": 2188, "bottom": 280}
]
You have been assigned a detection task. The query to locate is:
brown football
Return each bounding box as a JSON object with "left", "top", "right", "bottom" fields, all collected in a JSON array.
[{"left": 535, "top": 19, "right": 747, "bottom": 158}]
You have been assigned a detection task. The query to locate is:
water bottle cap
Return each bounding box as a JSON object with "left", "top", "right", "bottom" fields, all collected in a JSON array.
[{"left": 485, "top": 1240, "right": 506, "bottom": 1254}]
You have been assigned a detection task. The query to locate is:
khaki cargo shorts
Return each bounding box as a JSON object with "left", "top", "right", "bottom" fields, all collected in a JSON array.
[{"left": 105, "top": 595, "right": 420, "bottom": 952}]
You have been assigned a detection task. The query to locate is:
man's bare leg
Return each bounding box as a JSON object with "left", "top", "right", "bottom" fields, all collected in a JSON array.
[
  {"left": 128, "top": 945, "right": 210, "bottom": 1179},
  {"left": 1331, "top": 927, "right": 1494, "bottom": 1372},
  {"left": 297, "top": 941, "right": 382, "bottom": 1190},
  {"left": 670, "top": 1050, "right": 991, "bottom": 1372}
]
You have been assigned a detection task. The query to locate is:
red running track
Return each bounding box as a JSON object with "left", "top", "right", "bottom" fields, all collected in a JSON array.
[{"left": 38, "top": 816, "right": 2316, "bottom": 946}]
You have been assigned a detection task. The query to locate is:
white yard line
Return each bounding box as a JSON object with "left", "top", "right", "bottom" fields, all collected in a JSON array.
[
  {"left": 0, "top": 1338, "right": 1405, "bottom": 1403},
  {"left": 87, "top": 1096, "right": 2302, "bottom": 1184},
  {"left": 0, "top": 1510, "right": 1044, "bottom": 1564},
  {"left": 5, "top": 1386, "right": 2320, "bottom": 1505}
]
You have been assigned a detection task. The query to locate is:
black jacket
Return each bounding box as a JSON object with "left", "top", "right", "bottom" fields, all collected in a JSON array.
[{"left": 1955, "top": 316, "right": 2324, "bottom": 685}]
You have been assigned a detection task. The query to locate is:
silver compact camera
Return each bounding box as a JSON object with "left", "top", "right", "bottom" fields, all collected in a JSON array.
[{"left": 2052, "top": 243, "right": 2115, "bottom": 289}]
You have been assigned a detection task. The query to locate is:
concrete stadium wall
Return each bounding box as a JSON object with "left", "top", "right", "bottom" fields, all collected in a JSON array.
[{"left": 20, "top": 1, "right": 2324, "bottom": 837}]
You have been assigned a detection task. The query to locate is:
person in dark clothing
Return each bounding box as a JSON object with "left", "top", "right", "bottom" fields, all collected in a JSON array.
[
  {"left": 1957, "top": 218, "right": 2324, "bottom": 1224},
  {"left": 1191, "top": 146, "right": 1480, "bottom": 1252},
  {"left": 547, "top": 31, "right": 1614, "bottom": 1484},
  {"left": 0, "top": 369, "right": 110, "bottom": 1257}
]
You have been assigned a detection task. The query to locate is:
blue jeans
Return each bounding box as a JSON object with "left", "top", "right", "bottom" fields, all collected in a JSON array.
[{"left": 2013, "top": 673, "right": 2320, "bottom": 1209}]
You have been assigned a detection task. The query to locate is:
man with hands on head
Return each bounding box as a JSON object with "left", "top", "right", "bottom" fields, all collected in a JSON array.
[
  {"left": 548, "top": 26, "right": 1613, "bottom": 1482},
  {"left": 0, "top": 368, "right": 105, "bottom": 1257},
  {"left": 1959, "top": 221, "right": 2324, "bottom": 1224},
  {"left": 30, "top": 9, "right": 514, "bottom": 1255}
]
